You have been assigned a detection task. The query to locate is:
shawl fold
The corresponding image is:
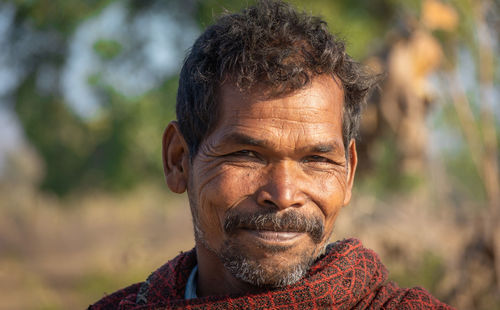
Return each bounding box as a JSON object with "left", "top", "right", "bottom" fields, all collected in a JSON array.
[{"left": 89, "top": 238, "right": 454, "bottom": 309}]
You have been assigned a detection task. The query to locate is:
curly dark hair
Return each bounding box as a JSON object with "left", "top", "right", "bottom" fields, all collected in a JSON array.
[{"left": 176, "top": 0, "right": 377, "bottom": 158}]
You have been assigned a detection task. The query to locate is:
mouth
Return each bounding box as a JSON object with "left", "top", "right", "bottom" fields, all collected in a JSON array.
[{"left": 240, "top": 228, "right": 306, "bottom": 243}]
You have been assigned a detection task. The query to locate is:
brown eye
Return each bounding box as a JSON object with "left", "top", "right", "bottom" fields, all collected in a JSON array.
[
  {"left": 232, "top": 150, "right": 258, "bottom": 158},
  {"left": 303, "top": 155, "right": 331, "bottom": 163}
]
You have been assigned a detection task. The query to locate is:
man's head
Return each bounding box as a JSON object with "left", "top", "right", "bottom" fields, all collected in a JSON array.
[
  {"left": 163, "top": 0, "right": 377, "bottom": 292},
  {"left": 176, "top": 0, "right": 375, "bottom": 159}
]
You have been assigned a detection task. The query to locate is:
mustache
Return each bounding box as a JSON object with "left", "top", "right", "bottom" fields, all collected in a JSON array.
[{"left": 223, "top": 209, "right": 324, "bottom": 243}]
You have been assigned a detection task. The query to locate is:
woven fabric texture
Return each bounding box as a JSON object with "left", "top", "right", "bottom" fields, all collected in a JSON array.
[{"left": 88, "top": 238, "right": 454, "bottom": 310}]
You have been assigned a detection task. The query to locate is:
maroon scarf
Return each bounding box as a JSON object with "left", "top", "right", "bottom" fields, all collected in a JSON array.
[{"left": 89, "top": 238, "right": 453, "bottom": 309}]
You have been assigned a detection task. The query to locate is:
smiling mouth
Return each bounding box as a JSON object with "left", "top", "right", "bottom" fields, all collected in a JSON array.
[{"left": 242, "top": 228, "right": 305, "bottom": 242}]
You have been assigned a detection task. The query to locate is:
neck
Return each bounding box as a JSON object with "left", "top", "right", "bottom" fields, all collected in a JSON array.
[{"left": 195, "top": 242, "right": 265, "bottom": 297}]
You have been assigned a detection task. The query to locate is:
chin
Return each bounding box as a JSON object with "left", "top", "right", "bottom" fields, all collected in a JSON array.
[{"left": 218, "top": 238, "right": 323, "bottom": 288}]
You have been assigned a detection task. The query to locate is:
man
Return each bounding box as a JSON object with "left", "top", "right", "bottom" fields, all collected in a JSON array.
[{"left": 90, "top": 1, "right": 453, "bottom": 309}]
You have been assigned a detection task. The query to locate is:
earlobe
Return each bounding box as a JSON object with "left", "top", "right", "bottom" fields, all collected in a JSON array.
[
  {"left": 162, "top": 121, "right": 189, "bottom": 193},
  {"left": 343, "top": 139, "right": 358, "bottom": 205}
]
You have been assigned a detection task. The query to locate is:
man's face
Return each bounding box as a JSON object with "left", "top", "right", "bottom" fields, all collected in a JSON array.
[{"left": 187, "top": 75, "right": 356, "bottom": 287}]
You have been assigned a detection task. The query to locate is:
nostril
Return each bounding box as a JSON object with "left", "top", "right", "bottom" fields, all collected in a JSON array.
[{"left": 263, "top": 199, "right": 276, "bottom": 207}]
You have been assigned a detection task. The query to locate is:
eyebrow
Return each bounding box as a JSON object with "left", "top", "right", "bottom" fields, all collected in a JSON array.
[
  {"left": 298, "top": 141, "right": 344, "bottom": 155},
  {"left": 220, "top": 132, "right": 344, "bottom": 155},
  {"left": 221, "top": 132, "right": 268, "bottom": 147},
  {"left": 307, "top": 144, "right": 336, "bottom": 153}
]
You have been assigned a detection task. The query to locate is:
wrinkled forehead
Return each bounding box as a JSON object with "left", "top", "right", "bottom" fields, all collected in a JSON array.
[
  {"left": 212, "top": 75, "right": 345, "bottom": 140},
  {"left": 216, "top": 75, "right": 344, "bottom": 117}
]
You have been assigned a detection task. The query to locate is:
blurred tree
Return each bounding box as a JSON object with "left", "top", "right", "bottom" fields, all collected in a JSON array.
[{"left": 3, "top": 0, "right": 188, "bottom": 194}]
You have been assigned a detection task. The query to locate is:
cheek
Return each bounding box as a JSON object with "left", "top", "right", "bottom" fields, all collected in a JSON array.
[
  {"left": 194, "top": 164, "right": 260, "bottom": 245},
  {"left": 309, "top": 172, "right": 347, "bottom": 227}
]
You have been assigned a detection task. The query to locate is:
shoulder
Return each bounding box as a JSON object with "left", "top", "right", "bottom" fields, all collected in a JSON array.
[
  {"left": 88, "top": 282, "right": 143, "bottom": 310},
  {"left": 325, "top": 239, "right": 455, "bottom": 309},
  {"left": 87, "top": 249, "right": 197, "bottom": 309}
]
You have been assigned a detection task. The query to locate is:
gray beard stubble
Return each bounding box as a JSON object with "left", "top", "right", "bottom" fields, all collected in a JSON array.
[{"left": 189, "top": 200, "right": 329, "bottom": 288}]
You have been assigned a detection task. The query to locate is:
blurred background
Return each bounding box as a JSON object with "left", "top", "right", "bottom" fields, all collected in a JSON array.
[{"left": 0, "top": 0, "right": 498, "bottom": 309}]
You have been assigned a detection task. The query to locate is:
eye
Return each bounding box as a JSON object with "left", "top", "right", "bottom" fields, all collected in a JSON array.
[
  {"left": 303, "top": 155, "right": 333, "bottom": 164},
  {"left": 231, "top": 150, "right": 258, "bottom": 158}
]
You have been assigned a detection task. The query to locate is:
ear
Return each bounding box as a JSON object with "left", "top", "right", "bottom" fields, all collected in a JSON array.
[
  {"left": 343, "top": 139, "right": 358, "bottom": 205},
  {"left": 162, "top": 121, "right": 190, "bottom": 193}
]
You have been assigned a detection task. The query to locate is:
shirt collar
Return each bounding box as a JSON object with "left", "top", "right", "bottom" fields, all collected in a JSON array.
[{"left": 184, "top": 264, "right": 198, "bottom": 299}]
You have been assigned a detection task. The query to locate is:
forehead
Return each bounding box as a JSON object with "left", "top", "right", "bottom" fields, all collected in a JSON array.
[{"left": 216, "top": 76, "right": 344, "bottom": 130}]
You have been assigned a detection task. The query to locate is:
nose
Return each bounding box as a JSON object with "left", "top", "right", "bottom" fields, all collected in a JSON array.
[{"left": 256, "top": 161, "right": 307, "bottom": 210}]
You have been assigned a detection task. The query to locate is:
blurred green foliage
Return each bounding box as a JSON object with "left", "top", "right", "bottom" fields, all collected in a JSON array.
[
  {"left": 12, "top": 0, "right": 115, "bottom": 33},
  {"left": 14, "top": 74, "right": 177, "bottom": 194},
  {"left": 93, "top": 39, "right": 122, "bottom": 60}
]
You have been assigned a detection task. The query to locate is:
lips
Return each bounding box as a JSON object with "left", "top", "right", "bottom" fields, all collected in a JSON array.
[{"left": 245, "top": 229, "right": 305, "bottom": 242}]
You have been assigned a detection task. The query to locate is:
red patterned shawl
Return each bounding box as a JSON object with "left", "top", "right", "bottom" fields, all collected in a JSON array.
[{"left": 89, "top": 238, "right": 453, "bottom": 309}]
